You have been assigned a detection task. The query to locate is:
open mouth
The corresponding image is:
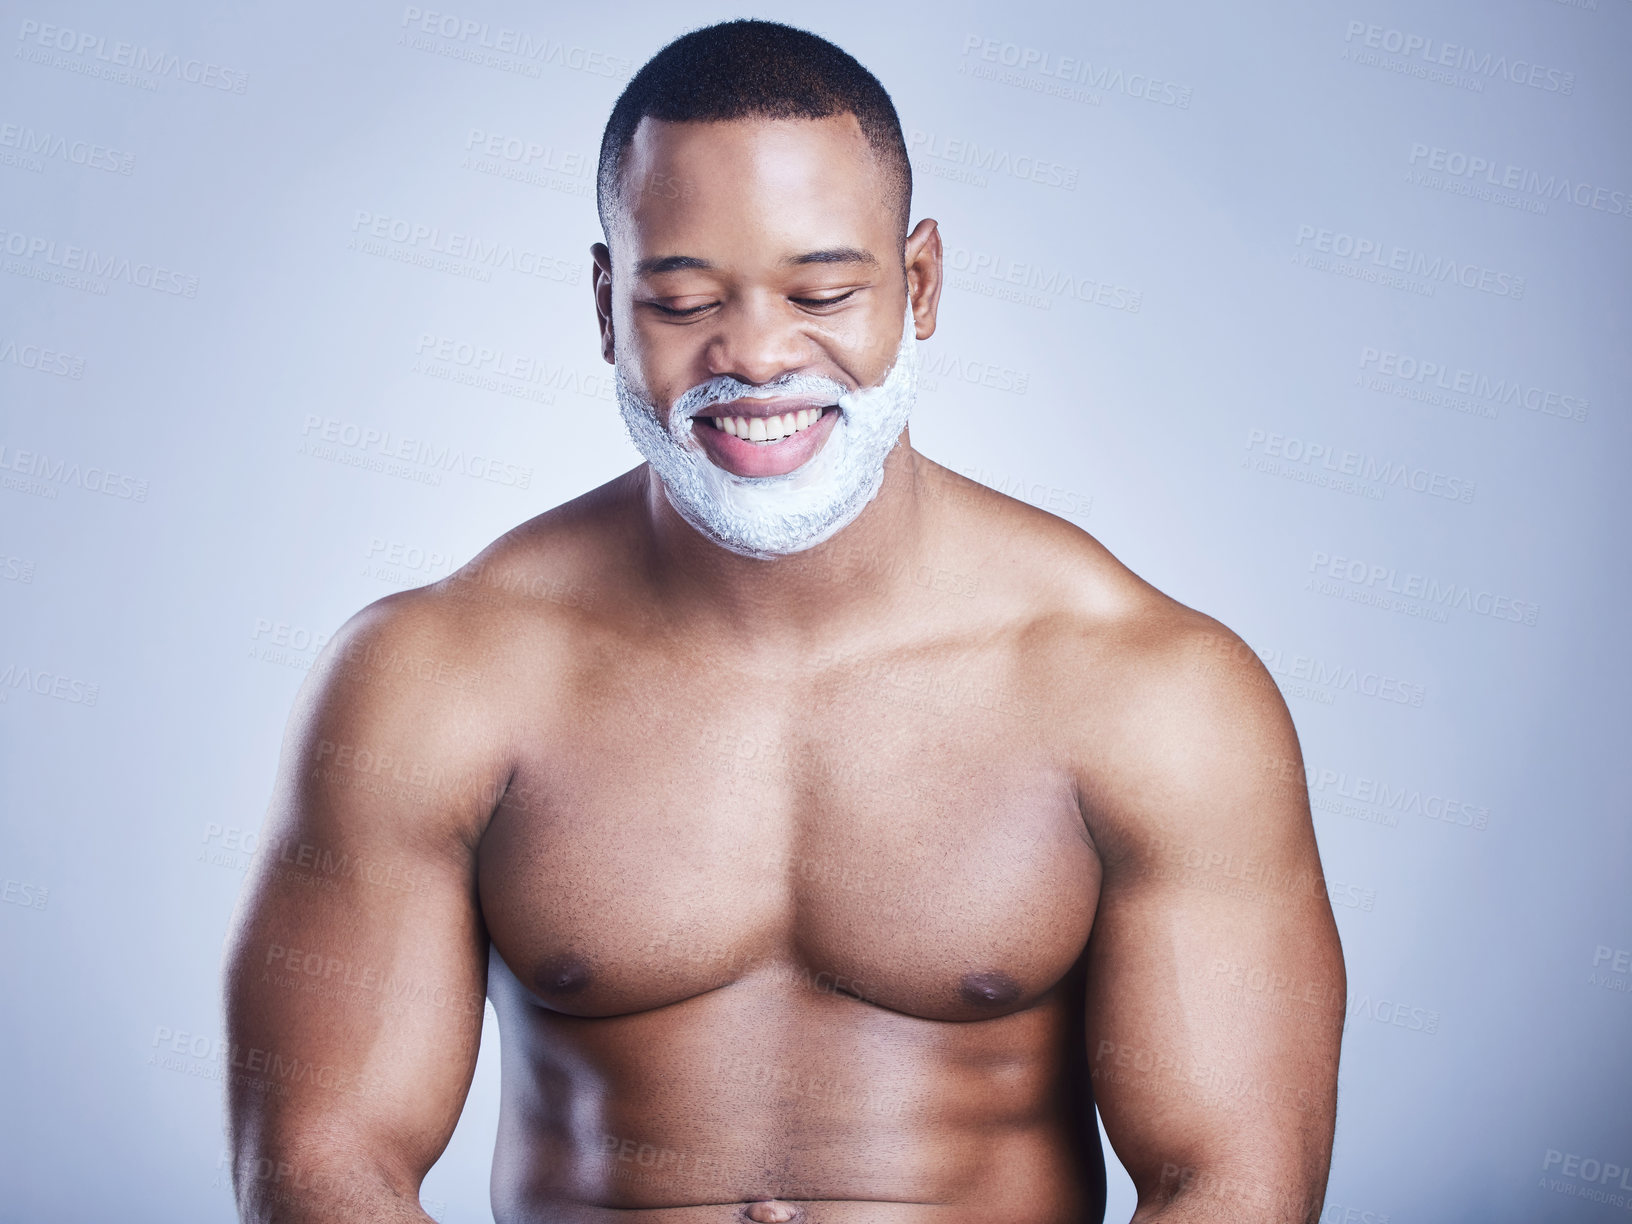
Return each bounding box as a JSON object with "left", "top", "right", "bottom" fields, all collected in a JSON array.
[
  {"left": 687, "top": 400, "right": 841, "bottom": 478},
  {"left": 695, "top": 406, "right": 831, "bottom": 444}
]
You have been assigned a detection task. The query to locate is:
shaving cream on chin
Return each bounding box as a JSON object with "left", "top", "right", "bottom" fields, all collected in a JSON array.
[{"left": 614, "top": 305, "right": 920, "bottom": 560}]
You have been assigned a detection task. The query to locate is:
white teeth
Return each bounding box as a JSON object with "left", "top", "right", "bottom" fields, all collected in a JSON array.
[{"left": 716, "top": 407, "right": 827, "bottom": 443}]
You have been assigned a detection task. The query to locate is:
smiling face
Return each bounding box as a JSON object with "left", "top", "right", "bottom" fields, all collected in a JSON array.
[
  {"left": 596, "top": 113, "right": 931, "bottom": 479},
  {"left": 593, "top": 112, "right": 941, "bottom": 559}
]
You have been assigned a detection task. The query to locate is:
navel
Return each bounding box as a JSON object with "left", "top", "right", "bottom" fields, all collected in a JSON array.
[
  {"left": 533, "top": 954, "right": 592, "bottom": 996},
  {"left": 742, "top": 1201, "right": 801, "bottom": 1223},
  {"left": 959, "top": 969, "right": 1022, "bottom": 1008}
]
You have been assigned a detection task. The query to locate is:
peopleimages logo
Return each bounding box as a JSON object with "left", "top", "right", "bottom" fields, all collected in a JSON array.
[
  {"left": 1298, "top": 760, "right": 1490, "bottom": 830},
  {"left": 1308, "top": 550, "right": 1540, "bottom": 626},
  {"left": 919, "top": 350, "right": 1030, "bottom": 396},
  {"left": 0, "top": 226, "right": 200, "bottom": 297},
  {"left": 350, "top": 211, "right": 580, "bottom": 284},
  {"left": 0, "top": 339, "right": 85, "bottom": 379},
  {"left": 462, "top": 129, "right": 589, "bottom": 176},
  {"left": 1346, "top": 994, "right": 1440, "bottom": 1035},
  {"left": 943, "top": 244, "right": 1142, "bottom": 313},
  {"left": 958, "top": 34, "right": 1193, "bottom": 108},
  {"left": 14, "top": 19, "right": 249, "bottom": 93},
  {"left": 0, "top": 662, "right": 99, "bottom": 706},
  {"left": 1358, "top": 347, "right": 1588, "bottom": 424},
  {"left": 0, "top": 441, "right": 150, "bottom": 501},
  {"left": 398, "top": 7, "right": 629, "bottom": 79},
  {"left": 1341, "top": 20, "right": 1576, "bottom": 94},
  {"left": 1294, "top": 225, "right": 1524, "bottom": 298},
  {"left": 906, "top": 129, "right": 1079, "bottom": 190},
  {"left": 297, "top": 414, "right": 532, "bottom": 491},
  {"left": 1407, "top": 143, "right": 1628, "bottom": 218},
  {"left": 1541, "top": 1149, "right": 1632, "bottom": 1191},
  {"left": 1255, "top": 647, "right": 1426, "bottom": 708},
  {"left": 1244, "top": 429, "right": 1477, "bottom": 505},
  {"left": 0, "top": 122, "right": 134, "bottom": 174}
]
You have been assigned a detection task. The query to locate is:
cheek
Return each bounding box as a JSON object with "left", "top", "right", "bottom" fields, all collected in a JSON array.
[
  {"left": 614, "top": 312, "right": 677, "bottom": 388},
  {"left": 620, "top": 339, "right": 712, "bottom": 413},
  {"left": 829, "top": 309, "right": 906, "bottom": 387}
]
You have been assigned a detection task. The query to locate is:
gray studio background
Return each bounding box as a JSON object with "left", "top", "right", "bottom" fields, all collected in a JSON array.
[{"left": 2, "top": 1, "right": 1628, "bottom": 1220}]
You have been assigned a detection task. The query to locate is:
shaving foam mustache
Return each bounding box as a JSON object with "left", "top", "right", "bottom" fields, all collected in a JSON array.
[{"left": 615, "top": 305, "right": 920, "bottom": 560}]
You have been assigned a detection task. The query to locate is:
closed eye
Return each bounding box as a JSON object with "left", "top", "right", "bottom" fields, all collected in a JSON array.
[
  {"left": 792, "top": 290, "right": 859, "bottom": 310},
  {"left": 646, "top": 301, "right": 716, "bottom": 318}
]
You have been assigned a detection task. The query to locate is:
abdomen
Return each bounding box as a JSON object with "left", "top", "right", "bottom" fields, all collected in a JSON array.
[{"left": 487, "top": 951, "right": 1106, "bottom": 1224}]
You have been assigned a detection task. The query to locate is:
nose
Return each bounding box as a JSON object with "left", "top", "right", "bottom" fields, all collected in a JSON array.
[{"left": 704, "top": 300, "right": 814, "bottom": 387}]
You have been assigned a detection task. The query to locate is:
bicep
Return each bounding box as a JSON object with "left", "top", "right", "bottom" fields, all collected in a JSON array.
[
  {"left": 223, "top": 606, "right": 507, "bottom": 1201},
  {"left": 1080, "top": 626, "right": 1345, "bottom": 1217}
]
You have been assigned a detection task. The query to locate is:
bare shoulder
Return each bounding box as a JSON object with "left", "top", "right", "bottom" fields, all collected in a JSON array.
[
  {"left": 920, "top": 457, "right": 1227, "bottom": 654},
  {"left": 276, "top": 473, "right": 643, "bottom": 835},
  {"left": 931, "top": 462, "right": 1305, "bottom": 860},
  {"left": 273, "top": 581, "right": 509, "bottom": 848},
  {"left": 323, "top": 469, "right": 639, "bottom": 684},
  {"left": 430, "top": 470, "right": 639, "bottom": 630}
]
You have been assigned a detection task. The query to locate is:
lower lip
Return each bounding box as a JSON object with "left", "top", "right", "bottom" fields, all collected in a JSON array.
[{"left": 690, "top": 409, "right": 839, "bottom": 478}]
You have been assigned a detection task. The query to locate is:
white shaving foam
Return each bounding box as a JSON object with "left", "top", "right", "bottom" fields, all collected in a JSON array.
[{"left": 615, "top": 305, "right": 920, "bottom": 559}]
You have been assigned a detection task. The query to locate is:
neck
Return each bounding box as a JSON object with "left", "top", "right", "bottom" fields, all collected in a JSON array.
[{"left": 635, "top": 426, "right": 933, "bottom": 633}]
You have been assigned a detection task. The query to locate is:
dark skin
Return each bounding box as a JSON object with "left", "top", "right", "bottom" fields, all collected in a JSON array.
[{"left": 223, "top": 113, "right": 1345, "bottom": 1224}]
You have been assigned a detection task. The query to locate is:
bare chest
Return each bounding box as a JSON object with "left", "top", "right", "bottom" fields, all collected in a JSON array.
[{"left": 477, "top": 652, "right": 1101, "bottom": 1023}]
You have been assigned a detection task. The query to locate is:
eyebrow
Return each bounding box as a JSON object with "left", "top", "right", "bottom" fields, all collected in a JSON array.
[
  {"left": 634, "top": 254, "right": 714, "bottom": 277},
  {"left": 784, "top": 247, "right": 879, "bottom": 268},
  {"left": 633, "top": 247, "right": 881, "bottom": 278}
]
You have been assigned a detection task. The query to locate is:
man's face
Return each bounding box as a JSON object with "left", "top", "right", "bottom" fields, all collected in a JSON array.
[{"left": 596, "top": 113, "right": 917, "bottom": 482}]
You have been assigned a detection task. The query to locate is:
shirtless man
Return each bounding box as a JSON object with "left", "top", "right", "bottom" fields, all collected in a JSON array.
[{"left": 224, "top": 20, "right": 1344, "bottom": 1224}]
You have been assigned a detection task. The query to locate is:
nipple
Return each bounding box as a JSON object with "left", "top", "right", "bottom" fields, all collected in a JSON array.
[
  {"left": 959, "top": 969, "right": 1022, "bottom": 1008},
  {"left": 743, "top": 1200, "right": 801, "bottom": 1223},
  {"left": 533, "top": 954, "right": 591, "bottom": 996}
]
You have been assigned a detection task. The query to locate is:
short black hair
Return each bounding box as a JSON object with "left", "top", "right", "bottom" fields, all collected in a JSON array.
[{"left": 597, "top": 20, "right": 911, "bottom": 245}]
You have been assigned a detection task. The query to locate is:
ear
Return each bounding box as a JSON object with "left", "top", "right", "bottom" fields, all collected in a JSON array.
[
  {"left": 902, "top": 219, "right": 943, "bottom": 342},
  {"left": 591, "top": 243, "right": 615, "bottom": 364}
]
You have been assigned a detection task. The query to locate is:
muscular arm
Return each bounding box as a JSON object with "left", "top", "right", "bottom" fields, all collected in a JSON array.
[
  {"left": 1079, "top": 617, "right": 1345, "bottom": 1223},
  {"left": 221, "top": 594, "right": 511, "bottom": 1223}
]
